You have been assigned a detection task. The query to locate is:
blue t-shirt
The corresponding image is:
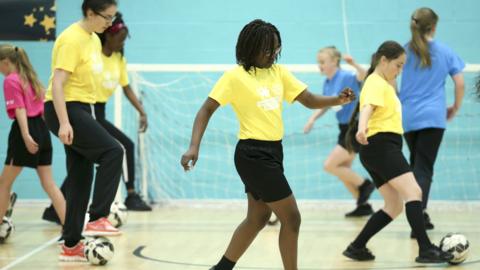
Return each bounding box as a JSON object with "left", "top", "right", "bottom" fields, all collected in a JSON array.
[
  {"left": 400, "top": 40, "right": 465, "bottom": 132},
  {"left": 323, "top": 69, "right": 361, "bottom": 124}
]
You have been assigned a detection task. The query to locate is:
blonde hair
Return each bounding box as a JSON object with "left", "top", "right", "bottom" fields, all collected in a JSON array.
[
  {"left": 0, "top": 44, "right": 44, "bottom": 99},
  {"left": 409, "top": 7, "right": 438, "bottom": 67},
  {"left": 319, "top": 46, "right": 341, "bottom": 67}
]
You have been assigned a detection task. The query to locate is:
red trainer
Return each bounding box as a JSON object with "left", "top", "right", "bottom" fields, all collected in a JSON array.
[
  {"left": 83, "top": 217, "right": 121, "bottom": 236},
  {"left": 59, "top": 242, "right": 87, "bottom": 262}
]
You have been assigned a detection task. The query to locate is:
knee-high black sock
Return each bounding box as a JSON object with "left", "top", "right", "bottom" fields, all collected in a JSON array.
[
  {"left": 406, "top": 200, "right": 432, "bottom": 251},
  {"left": 215, "top": 255, "right": 236, "bottom": 270},
  {"left": 352, "top": 210, "right": 393, "bottom": 248}
]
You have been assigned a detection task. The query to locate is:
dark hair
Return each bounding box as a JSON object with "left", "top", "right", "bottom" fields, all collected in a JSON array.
[
  {"left": 236, "top": 19, "right": 281, "bottom": 72},
  {"left": 344, "top": 41, "right": 405, "bottom": 152},
  {"left": 98, "top": 12, "right": 128, "bottom": 55},
  {"left": 82, "top": 0, "right": 117, "bottom": 17},
  {"left": 409, "top": 7, "right": 438, "bottom": 67}
]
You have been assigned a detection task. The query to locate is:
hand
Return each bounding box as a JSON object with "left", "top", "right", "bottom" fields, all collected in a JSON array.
[
  {"left": 343, "top": 54, "right": 355, "bottom": 65},
  {"left": 338, "top": 87, "right": 356, "bottom": 105},
  {"left": 447, "top": 105, "right": 458, "bottom": 121},
  {"left": 303, "top": 120, "right": 314, "bottom": 134},
  {"left": 356, "top": 128, "right": 369, "bottom": 145},
  {"left": 58, "top": 122, "right": 73, "bottom": 145},
  {"left": 23, "top": 134, "right": 39, "bottom": 154},
  {"left": 181, "top": 147, "right": 199, "bottom": 171},
  {"left": 139, "top": 114, "right": 148, "bottom": 133}
]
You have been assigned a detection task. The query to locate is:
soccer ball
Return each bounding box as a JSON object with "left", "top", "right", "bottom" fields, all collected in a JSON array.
[
  {"left": 0, "top": 217, "right": 13, "bottom": 243},
  {"left": 108, "top": 201, "right": 128, "bottom": 228},
  {"left": 439, "top": 233, "right": 469, "bottom": 265},
  {"left": 84, "top": 237, "right": 114, "bottom": 265}
]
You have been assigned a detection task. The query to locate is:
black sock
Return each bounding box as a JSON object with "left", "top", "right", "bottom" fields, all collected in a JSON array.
[
  {"left": 405, "top": 201, "right": 432, "bottom": 251},
  {"left": 64, "top": 239, "right": 79, "bottom": 248},
  {"left": 215, "top": 255, "right": 236, "bottom": 270},
  {"left": 352, "top": 210, "right": 392, "bottom": 248}
]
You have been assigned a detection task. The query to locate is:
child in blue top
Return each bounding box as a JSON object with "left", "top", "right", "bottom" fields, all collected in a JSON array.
[
  {"left": 304, "top": 46, "right": 374, "bottom": 217},
  {"left": 400, "top": 7, "right": 465, "bottom": 235}
]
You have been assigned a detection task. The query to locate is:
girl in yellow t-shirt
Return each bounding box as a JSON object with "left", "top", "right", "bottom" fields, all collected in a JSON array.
[
  {"left": 43, "top": 0, "right": 122, "bottom": 261},
  {"left": 181, "top": 19, "right": 355, "bottom": 270},
  {"left": 43, "top": 13, "right": 151, "bottom": 215},
  {"left": 342, "top": 41, "right": 452, "bottom": 264}
]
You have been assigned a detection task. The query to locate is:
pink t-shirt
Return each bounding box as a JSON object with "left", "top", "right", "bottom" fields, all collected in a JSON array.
[{"left": 3, "top": 73, "right": 44, "bottom": 119}]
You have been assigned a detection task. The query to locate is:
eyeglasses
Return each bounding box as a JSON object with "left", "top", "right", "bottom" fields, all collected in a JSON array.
[
  {"left": 95, "top": 11, "right": 116, "bottom": 22},
  {"left": 265, "top": 47, "right": 281, "bottom": 56}
]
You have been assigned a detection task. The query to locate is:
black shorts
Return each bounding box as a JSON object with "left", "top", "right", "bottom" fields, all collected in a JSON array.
[
  {"left": 5, "top": 116, "right": 53, "bottom": 168},
  {"left": 234, "top": 139, "right": 292, "bottom": 203},
  {"left": 338, "top": 124, "right": 360, "bottom": 153},
  {"left": 359, "top": 132, "right": 411, "bottom": 188}
]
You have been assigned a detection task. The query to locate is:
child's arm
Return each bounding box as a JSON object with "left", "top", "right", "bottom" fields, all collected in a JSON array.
[
  {"left": 181, "top": 97, "right": 220, "bottom": 171},
  {"left": 356, "top": 104, "right": 375, "bottom": 145},
  {"left": 295, "top": 88, "right": 355, "bottom": 109},
  {"left": 15, "top": 108, "right": 39, "bottom": 154},
  {"left": 343, "top": 55, "right": 366, "bottom": 81},
  {"left": 122, "top": 85, "right": 147, "bottom": 132},
  {"left": 303, "top": 108, "right": 328, "bottom": 134},
  {"left": 447, "top": 73, "right": 465, "bottom": 121}
]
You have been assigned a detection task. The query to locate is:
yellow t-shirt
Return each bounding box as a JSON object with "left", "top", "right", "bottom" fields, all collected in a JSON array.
[
  {"left": 360, "top": 73, "right": 403, "bottom": 137},
  {"left": 95, "top": 52, "right": 129, "bottom": 103},
  {"left": 46, "top": 23, "right": 103, "bottom": 104},
  {"left": 209, "top": 64, "right": 307, "bottom": 141}
]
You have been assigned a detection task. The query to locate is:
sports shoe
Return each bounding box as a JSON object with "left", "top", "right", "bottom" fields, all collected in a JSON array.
[
  {"left": 342, "top": 243, "right": 375, "bottom": 261},
  {"left": 59, "top": 242, "right": 87, "bottom": 262},
  {"left": 415, "top": 245, "right": 453, "bottom": 263},
  {"left": 423, "top": 211, "right": 434, "bottom": 230},
  {"left": 83, "top": 217, "right": 121, "bottom": 236},
  {"left": 42, "top": 206, "right": 61, "bottom": 225},
  {"left": 345, "top": 203, "right": 374, "bottom": 217},
  {"left": 357, "top": 179, "right": 375, "bottom": 205},
  {"left": 267, "top": 216, "right": 279, "bottom": 226},
  {"left": 5, "top": 192, "right": 17, "bottom": 218},
  {"left": 124, "top": 192, "right": 152, "bottom": 211}
]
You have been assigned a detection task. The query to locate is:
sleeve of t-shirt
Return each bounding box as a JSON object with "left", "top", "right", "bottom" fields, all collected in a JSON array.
[
  {"left": 279, "top": 65, "right": 307, "bottom": 103},
  {"left": 119, "top": 56, "right": 129, "bottom": 87},
  {"left": 54, "top": 41, "right": 81, "bottom": 73},
  {"left": 447, "top": 48, "right": 465, "bottom": 76},
  {"left": 361, "top": 78, "right": 385, "bottom": 108},
  {"left": 208, "top": 71, "right": 233, "bottom": 106},
  {"left": 3, "top": 76, "right": 26, "bottom": 114}
]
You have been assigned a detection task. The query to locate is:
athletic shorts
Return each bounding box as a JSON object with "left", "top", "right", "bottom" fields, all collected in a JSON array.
[
  {"left": 338, "top": 124, "right": 360, "bottom": 153},
  {"left": 234, "top": 139, "right": 292, "bottom": 203},
  {"left": 5, "top": 115, "right": 52, "bottom": 168},
  {"left": 359, "top": 132, "right": 411, "bottom": 188}
]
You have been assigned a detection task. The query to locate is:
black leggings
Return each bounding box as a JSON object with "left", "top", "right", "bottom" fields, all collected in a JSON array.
[
  {"left": 44, "top": 101, "right": 123, "bottom": 245},
  {"left": 95, "top": 103, "right": 135, "bottom": 190},
  {"left": 404, "top": 128, "right": 445, "bottom": 209}
]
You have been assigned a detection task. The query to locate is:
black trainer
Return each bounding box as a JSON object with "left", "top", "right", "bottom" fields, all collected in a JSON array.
[
  {"left": 357, "top": 179, "right": 375, "bottom": 205},
  {"left": 423, "top": 211, "right": 434, "bottom": 230},
  {"left": 5, "top": 192, "right": 17, "bottom": 218},
  {"left": 415, "top": 245, "right": 453, "bottom": 263},
  {"left": 125, "top": 193, "right": 152, "bottom": 211},
  {"left": 343, "top": 243, "right": 375, "bottom": 261},
  {"left": 345, "top": 203, "right": 373, "bottom": 217},
  {"left": 42, "top": 205, "right": 61, "bottom": 225}
]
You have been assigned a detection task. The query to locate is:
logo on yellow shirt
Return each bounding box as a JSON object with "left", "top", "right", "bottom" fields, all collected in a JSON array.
[{"left": 256, "top": 85, "right": 281, "bottom": 111}]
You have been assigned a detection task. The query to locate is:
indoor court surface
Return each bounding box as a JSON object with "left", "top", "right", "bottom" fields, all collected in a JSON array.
[{"left": 1, "top": 201, "right": 478, "bottom": 270}]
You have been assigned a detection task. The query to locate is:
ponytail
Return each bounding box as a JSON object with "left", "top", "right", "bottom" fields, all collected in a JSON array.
[
  {"left": 0, "top": 44, "right": 44, "bottom": 99},
  {"left": 409, "top": 7, "right": 438, "bottom": 67}
]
